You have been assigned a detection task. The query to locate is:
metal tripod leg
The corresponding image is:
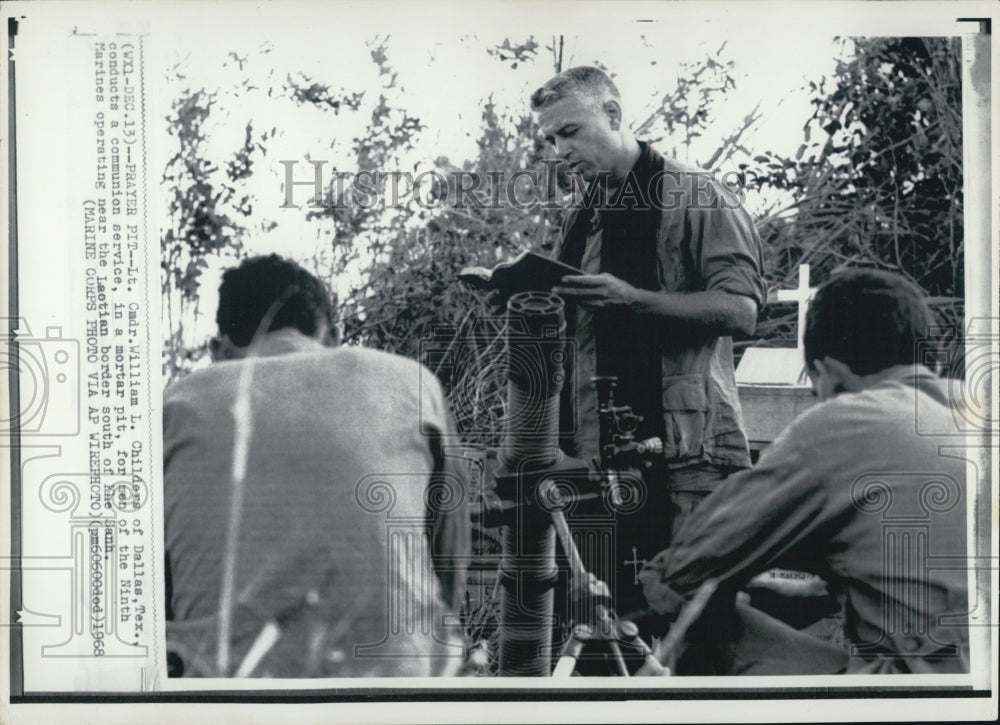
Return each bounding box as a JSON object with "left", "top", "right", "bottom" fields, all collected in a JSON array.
[{"left": 550, "top": 508, "right": 668, "bottom": 677}]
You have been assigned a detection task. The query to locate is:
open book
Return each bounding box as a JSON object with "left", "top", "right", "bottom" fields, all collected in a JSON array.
[{"left": 458, "top": 250, "right": 583, "bottom": 299}]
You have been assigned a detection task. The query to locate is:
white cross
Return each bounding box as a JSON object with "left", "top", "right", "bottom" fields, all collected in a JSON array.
[{"left": 774, "top": 264, "right": 817, "bottom": 353}]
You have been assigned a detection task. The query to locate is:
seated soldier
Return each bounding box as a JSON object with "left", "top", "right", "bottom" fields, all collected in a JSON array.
[
  {"left": 163, "top": 254, "right": 470, "bottom": 677},
  {"left": 638, "top": 269, "right": 969, "bottom": 675}
]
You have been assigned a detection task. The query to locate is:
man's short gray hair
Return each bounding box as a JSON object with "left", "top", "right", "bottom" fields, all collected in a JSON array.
[{"left": 530, "top": 66, "right": 621, "bottom": 111}]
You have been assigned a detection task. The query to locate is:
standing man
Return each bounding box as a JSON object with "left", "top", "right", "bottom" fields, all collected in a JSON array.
[
  {"left": 639, "top": 270, "right": 969, "bottom": 674},
  {"left": 163, "top": 254, "right": 470, "bottom": 677},
  {"left": 531, "top": 66, "right": 766, "bottom": 614}
]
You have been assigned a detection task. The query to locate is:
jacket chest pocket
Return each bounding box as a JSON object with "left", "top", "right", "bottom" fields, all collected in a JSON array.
[{"left": 661, "top": 374, "right": 709, "bottom": 462}]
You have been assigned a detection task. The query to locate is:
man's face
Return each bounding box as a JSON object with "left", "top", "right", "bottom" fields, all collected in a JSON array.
[{"left": 537, "top": 93, "right": 622, "bottom": 183}]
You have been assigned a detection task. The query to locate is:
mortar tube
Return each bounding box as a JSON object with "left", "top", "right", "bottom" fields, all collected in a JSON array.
[{"left": 497, "top": 291, "right": 566, "bottom": 676}]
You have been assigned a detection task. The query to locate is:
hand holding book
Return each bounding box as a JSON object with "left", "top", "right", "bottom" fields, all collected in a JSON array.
[
  {"left": 458, "top": 250, "right": 584, "bottom": 300},
  {"left": 551, "top": 273, "right": 638, "bottom": 309}
]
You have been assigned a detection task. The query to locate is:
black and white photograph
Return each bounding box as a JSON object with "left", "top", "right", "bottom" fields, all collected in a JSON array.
[{"left": 1, "top": 1, "right": 996, "bottom": 723}]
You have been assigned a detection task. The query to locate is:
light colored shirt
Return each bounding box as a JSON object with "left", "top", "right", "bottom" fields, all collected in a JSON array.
[
  {"left": 639, "top": 365, "right": 970, "bottom": 674},
  {"left": 164, "top": 329, "right": 469, "bottom": 677}
]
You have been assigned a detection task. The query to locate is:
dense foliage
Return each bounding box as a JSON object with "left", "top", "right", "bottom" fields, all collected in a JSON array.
[
  {"left": 160, "top": 34, "right": 967, "bottom": 677},
  {"left": 745, "top": 37, "right": 963, "bottom": 365},
  {"left": 162, "top": 36, "right": 965, "bottom": 390}
]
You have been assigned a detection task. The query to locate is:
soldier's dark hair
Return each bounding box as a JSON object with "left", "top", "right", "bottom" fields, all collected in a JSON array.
[
  {"left": 804, "top": 268, "right": 935, "bottom": 375},
  {"left": 216, "top": 254, "right": 335, "bottom": 347}
]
